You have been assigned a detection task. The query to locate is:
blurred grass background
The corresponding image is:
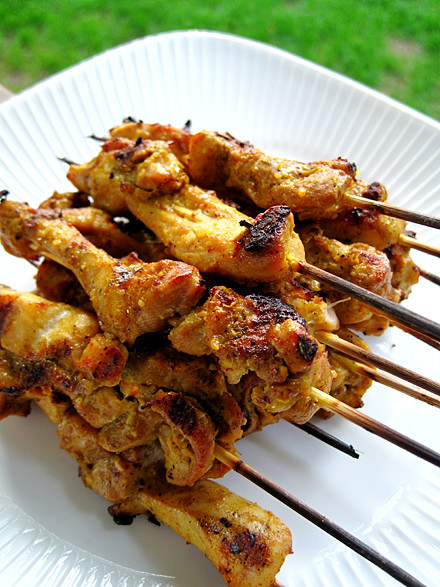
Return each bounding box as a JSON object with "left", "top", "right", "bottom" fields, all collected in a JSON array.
[{"left": 0, "top": 0, "right": 439, "bottom": 119}]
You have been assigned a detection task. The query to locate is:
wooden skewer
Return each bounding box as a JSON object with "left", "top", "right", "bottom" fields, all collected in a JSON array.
[
  {"left": 399, "top": 233, "right": 440, "bottom": 259},
  {"left": 334, "top": 354, "right": 440, "bottom": 409},
  {"left": 392, "top": 320, "right": 440, "bottom": 351},
  {"left": 214, "top": 445, "right": 426, "bottom": 587},
  {"left": 418, "top": 266, "right": 440, "bottom": 287},
  {"left": 290, "top": 421, "right": 360, "bottom": 458},
  {"left": 299, "top": 262, "right": 440, "bottom": 343},
  {"left": 309, "top": 387, "right": 440, "bottom": 467},
  {"left": 317, "top": 330, "right": 440, "bottom": 396},
  {"left": 345, "top": 193, "right": 440, "bottom": 230}
]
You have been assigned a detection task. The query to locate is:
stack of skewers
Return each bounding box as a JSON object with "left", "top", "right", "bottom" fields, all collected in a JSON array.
[{"left": 1, "top": 119, "right": 439, "bottom": 586}]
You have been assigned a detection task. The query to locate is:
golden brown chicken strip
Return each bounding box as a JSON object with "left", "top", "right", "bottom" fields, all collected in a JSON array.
[
  {"left": 66, "top": 136, "right": 306, "bottom": 283},
  {"left": 68, "top": 136, "right": 188, "bottom": 214},
  {"left": 0, "top": 200, "right": 205, "bottom": 344},
  {"left": 109, "top": 119, "right": 192, "bottom": 165},
  {"left": 188, "top": 130, "right": 355, "bottom": 219},
  {"left": 109, "top": 471, "right": 292, "bottom": 587}
]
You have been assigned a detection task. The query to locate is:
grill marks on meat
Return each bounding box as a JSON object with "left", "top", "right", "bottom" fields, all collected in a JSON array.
[
  {"left": 110, "top": 470, "right": 293, "bottom": 587},
  {"left": 0, "top": 200, "right": 205, "bottom": 344},
  {"left": 169, "top": 286, "right": 332, "bottom": 423}
]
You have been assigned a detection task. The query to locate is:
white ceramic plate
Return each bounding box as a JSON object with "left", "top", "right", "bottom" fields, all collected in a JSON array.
[{"left": 0, "top": 30, "right": 439, "bottom": 587}]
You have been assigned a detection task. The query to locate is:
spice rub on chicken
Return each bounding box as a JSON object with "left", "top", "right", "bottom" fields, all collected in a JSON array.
[
  {"left": 0, "top": 199, "right": 204, "bottom": 344},
  {"left": 54, "top": 396, "right": 292, "bottom": 587},
  {"left": 187, "top": 130, "right": 356, "bottom": 218},
  {"left": 67, "top": 136, "right": 306, "bottom": 283},
  {"left": 0, "top": 294, "right": 292, "bottom": 586},
  {"left": 169, "top": 286, "right": 333, "bottom": 424}
]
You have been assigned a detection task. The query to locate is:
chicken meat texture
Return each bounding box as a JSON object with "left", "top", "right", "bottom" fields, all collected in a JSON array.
[
  {"left": 296, "top": 223, "right": 401, "bottom": 334},
  {"left": 169, "top": 285, "right": 333, "bottom": 424},
  {"left": 0, "top": 199, "right": 204, "bottom": 344},
  {"left": 109, "top": 471, "right": 292, "bottom": 587},
  {"left": 187, "top": 129, "right": 357, "bottom": 219},
  {"left": 53, "top": 395, "right": 292, "bottom": 587},
  {"left": 0, "top": 287, "right": 219, "bottom": 486},
  {"left": 109, "top": 118, "right": 192, "bottom": 166},
  {"left": 0, "top": 304, "right": 292, "bottom": 586},
  {"left": 67, "top": 136, "right": 306, "bottom": 283}
]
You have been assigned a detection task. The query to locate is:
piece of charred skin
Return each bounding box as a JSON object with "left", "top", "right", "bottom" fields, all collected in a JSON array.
[
  {"left": 127, "top": 183, "right": 306, "bottom": 283},
  {"left": 0, "top": 200, "right": 205, "bottom": 344},
  {"left": 188, "top": 130, "right": 355, "bottom": 219}
]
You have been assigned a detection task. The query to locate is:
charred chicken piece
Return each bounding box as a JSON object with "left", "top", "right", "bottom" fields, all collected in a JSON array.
[
  {"left": 109, "top": 469, "right": 292, "bottom": 587},
  {"left": 264, "top": 278, "right": 340, "bottom": 334},
  {"left": 188, "top": 130, "right": 355, "bottom": 219},
  {"left": 120, "top": 345, "right": 245, "bottom": 448},
  {"left": 127, "top": 186, "right": 305, "bottom": 283},
  {"left": 169, "top": 286, "right": 333, "bottom": 423},
  {"left": 36, "top": 390, "right": 292, "bottom": 587},
  {"left": 65, "top": 136, "right": 306, "bottom": 283},
  {"left": 0, "top": 200, "right": 205, "bottom": 344}
]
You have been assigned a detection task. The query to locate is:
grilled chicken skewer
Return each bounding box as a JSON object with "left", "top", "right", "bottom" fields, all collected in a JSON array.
[
  {"left": 109, "top": 121, "right": 440, "bottom": 263},
  {"left": 109, "top": 121, "right": 440, "bottom": 266},
  {"left": 0, "top": 199, "right": 204, "bottom": 344},
  {"left": 188, "top": 129, "right": 440, "bottom": 229},
  {"left": 0, "top": 348, "right": 423, "bottom": 587},
  {"left": 3, "top": 194, "right": 436, "bottom": 414},
  {"left": 0, "top": 365, "right": 291, "bottom": 587},
  {"left": 0, "top": 289, "right": 429, "bottom": 586},
  {"left": 64, "top": 135, "right": 440, "bottom": 342}
]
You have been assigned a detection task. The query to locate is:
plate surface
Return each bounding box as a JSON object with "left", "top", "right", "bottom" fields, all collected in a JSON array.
[{"left": 0, "top": 30, "right": 439, "bottom": 587}]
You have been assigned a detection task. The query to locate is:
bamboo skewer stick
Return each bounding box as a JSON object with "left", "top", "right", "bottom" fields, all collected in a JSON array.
[
  {"left": 345, "top": 193, "right": 440, "bottom": 230},
  {"left": 418, "top": 266, "right": 440, "bottom": 287},
  {"left": 399, "top": 233, "right": 440, "bottom": 258},
  {"left": 214, "top": 445, "right": 426, "bottom": 587},
  {"left": 318, "top": 330, "right": 440, "bottom": 396},
  {"left": 299, "top": 262, "right": 440, "bottom": 343},
  {"left": 334, "top": 354, "right": 440, "bottom": 409},
  {"left": 290, "top": 421, "right": 360, "bottom": 458},
  {"left": 309, "top": 387, "right": 440, "bottom": 467},
  {"left": 392, "top": 321, "right": 440, "bottom": 351}
]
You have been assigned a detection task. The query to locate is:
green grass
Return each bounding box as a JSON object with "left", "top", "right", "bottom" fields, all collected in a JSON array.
[{"left": 1, "top": 0, "right": 439, "bottom": 119}]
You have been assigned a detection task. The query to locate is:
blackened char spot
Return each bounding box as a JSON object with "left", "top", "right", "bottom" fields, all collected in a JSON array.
[
  {"left": 239, "top": 205, "right": 291, "bottom": 253},
  {"left": 0, "top": 301, "right": 13, "bottom": 334},
  {"left": 361, "top": 181, "right": 384, "bottom": 201},
  {"left": 161, "top": 393, "right": 197, "bottom": 435},
  {"left": 246, "top": 293, "right": 306, "bottom": 327},
  {"left": 298, "top": 333, "right": 318, "bottom": 362}
]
